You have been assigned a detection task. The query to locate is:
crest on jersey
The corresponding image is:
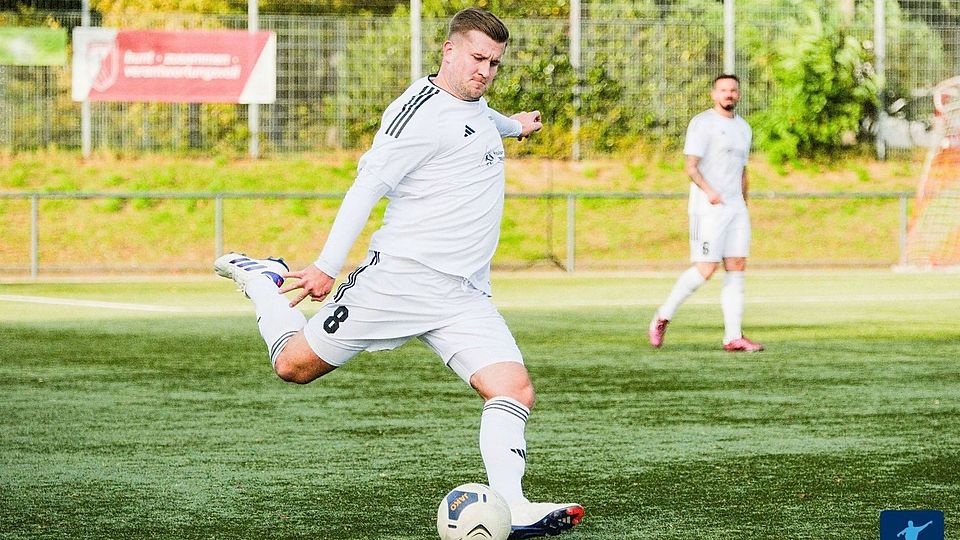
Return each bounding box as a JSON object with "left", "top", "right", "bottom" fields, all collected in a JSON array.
[{"left": 482, "top": 148, "right": 505, "bottom": 167}]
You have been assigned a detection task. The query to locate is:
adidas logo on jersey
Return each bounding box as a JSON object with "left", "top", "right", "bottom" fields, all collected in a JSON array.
[{"left": 464, "top": 125, "right": 476, "bottom": 137}]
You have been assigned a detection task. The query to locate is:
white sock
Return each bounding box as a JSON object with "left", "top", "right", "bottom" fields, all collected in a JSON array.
[
  {"left": 479, "top": 397, "right": 530, "bottom": 507},
  {"left": 721, "top": 271, "right": 745, "bottom": 344},
  {"left": 245, "top": 277, "right": 307, "bottom": 366},
  {"left": 658, "top": 266, "right": 707, "bottom": 320}
]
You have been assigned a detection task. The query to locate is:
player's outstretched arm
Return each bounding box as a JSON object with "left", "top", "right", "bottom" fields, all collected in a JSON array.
[
  {"left": 489, "top": 108, "right": 542, "bottom": 140},
  {"left": 281, "top": 177, "right": 390, "bottom": 307},
  {"left": 511, "top": 110, "right": 542, "bottom": 140}
]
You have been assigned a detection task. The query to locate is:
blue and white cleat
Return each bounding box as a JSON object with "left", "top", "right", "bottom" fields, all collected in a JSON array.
[
  {"left": 508, "top": 502, "right": 584, "bottom": 539},
  {"left": 214, "top": 252, "right": 289, "bottom": 295}
]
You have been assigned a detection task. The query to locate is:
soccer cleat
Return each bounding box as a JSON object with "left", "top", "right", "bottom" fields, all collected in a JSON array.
[
  {"left": 648, "top": 314, "right": 669, "bottom": 348},
  {"left": 508, "top": 502, "right": 584, "bottom": 539},
  {"left": 214, "top": 252, "right": 289, "bottom": 295},
  {"left": 723, "top": 336, "right": 764, "bottom": 352}
]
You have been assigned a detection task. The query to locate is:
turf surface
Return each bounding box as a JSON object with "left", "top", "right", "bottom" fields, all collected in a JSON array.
[{"left": 1, "top": 271, "right": 958, "bottom": 539}]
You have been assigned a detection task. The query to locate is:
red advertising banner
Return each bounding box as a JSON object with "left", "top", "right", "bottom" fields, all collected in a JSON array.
[{"left": 72, "top": 28, "right": 276, "bottom": 104}]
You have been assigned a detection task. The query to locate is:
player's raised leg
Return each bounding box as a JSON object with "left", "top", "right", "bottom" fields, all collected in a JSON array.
[{"left": 214, "top": 252, "right": 322, "bottom": 375}]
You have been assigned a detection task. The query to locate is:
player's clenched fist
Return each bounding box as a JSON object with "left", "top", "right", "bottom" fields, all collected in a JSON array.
[{"left": 511, "top": 110, "right": 542, "bottom": 141}]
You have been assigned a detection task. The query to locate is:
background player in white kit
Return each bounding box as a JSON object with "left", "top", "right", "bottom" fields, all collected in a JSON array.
[
  {"left": 214, "top": 8, "right": 583, "bottom": 539},
  {"left": 648, "top": 74, "right": 764, "bottom": 352}
]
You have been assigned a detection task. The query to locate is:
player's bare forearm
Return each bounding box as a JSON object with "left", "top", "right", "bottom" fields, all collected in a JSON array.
[
  {"left": 511, "top": 110, "right": 542, "bottom": 140},
  {"left": 742, "top": 167, "right": 749, "bottom": 205},
  {"left": 280, "top": 264, "right": 336, "bottom": 307},
  {"left": 685, "top": 155, "right": 721, "bottom": 204}
]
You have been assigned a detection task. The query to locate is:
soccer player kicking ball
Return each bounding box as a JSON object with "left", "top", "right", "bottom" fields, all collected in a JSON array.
[
  {"left": 649, "top": 74, "right": 764, "bottom": 352},
  {"left": 214, "top": 8, "right": 583, "bottom": 539}
]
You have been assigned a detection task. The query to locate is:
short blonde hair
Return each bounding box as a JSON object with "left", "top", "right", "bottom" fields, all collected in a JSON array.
[{"left": 448, "top": 8, "right": 509, "bottom": 44}]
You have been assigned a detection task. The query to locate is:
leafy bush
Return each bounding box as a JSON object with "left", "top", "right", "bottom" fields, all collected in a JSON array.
[{"left": 750, "top": 8, "right": 878, "bottom": 163}]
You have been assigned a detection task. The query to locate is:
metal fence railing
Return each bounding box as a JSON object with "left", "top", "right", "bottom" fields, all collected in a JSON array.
[
  {"left": 1, "top": 2, "right": 957, "bottom": 156},
  {"left": 0, "top": 191, "right": 914, "bottom": 277}
]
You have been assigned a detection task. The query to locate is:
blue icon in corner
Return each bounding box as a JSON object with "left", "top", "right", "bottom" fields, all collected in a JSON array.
[{"left": 880, "top": 510, "right": 944, "bottom": 540}]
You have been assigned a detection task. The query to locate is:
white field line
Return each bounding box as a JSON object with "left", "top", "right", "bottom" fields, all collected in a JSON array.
[
  {"left": 0, "top": 294, "right": 250, "bottom": 314},
  {"left": 495, "top": 291, "right": 960, "bottom": 309},
  {"left": 4, "top": 291, "right": 960, "bottom": 313}
]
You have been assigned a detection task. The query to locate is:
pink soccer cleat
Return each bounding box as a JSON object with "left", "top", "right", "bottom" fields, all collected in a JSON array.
[
  {"left": 648, "top": 314, "right": 669, "bottom": 348},
  {"left": 723, "top": 336, "right": 764, "bottom": 352}
]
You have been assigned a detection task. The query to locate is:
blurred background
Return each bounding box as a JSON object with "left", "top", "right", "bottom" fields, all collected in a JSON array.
[
  {"left": 1, "top": 1, "right": 958, "bottom": 274},
  {"left": 2, "top": 0, "right": 957, "bottom": 158}
]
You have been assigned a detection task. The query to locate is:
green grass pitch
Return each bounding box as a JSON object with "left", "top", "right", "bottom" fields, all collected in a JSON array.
[{"left": 1, "top": 271, "right": 958, "bottom": 539}]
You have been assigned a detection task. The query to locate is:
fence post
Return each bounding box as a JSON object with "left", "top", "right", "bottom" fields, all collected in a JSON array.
[
  {"left": 723, "top": 0, "right": 735, "bottom": 73},
  {"left": 566, "top": 194, "right": 576, "bottom": 272},
  {"left": 81, "top": 0, "right": 92, "bottom": 158},
  {"left": 248, "top": 0, "right": 260, "bottom": 159},
  {"left": 410, "top": 0, "right": 422, "bottom": 82},
  {"left": 215, "top": 195, "right": 224, "bottom": 258},
  {"left": 335, "top": 19, "right": 348, "bottom": 147},
  {"left": 874, "top": 0, "right": 887, "bottom": 160},
  {"left": 569, "top": 0, "right": 582, "bottom": 161},
  {"left": 898, "top": 193, "right": 908, "bottom": 265},
  {"left": 30, "top": 195, "right": 39, "bottom": 278}
]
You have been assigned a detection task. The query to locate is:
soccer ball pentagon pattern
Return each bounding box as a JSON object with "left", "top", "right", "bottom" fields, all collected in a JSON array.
[{"left": 436, "top": 483, "right": 512, "bottom": 540}]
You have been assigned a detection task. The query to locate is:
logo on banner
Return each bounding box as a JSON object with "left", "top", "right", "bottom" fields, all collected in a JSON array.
[
  {"left": 879, "top": 510, "right": 944, "bottom": 540},
  {"left": 86, "top": 40, "right": 120, "bottom": 92}
]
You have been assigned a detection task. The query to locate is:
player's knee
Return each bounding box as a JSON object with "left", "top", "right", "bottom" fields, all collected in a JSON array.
[
  {"left": 488, "top": 384, "right": 535, "bottom": 410},
  {"left": 724, "top": 257, "right": 747, "bottom": 272},
  {"left": 271, "top": 333, "right": 335, "bottom": 384},
  {"left": 473, "top": 365, "right": 535, "bottom": 409},
  {"left": 273, "top": 356, "right": 312, "bottom": 384},
  {"left": 514, "top": 380, "right": 536, "bottom": 410},
  {"left": 273, "top": 352, "right": 334, "bottom": 384},
  {"left": 696, "top": 262, "right": 719, "bottom": 280},
  {"left": 496, "top": 375, "right": 535, "bottom": 409}
]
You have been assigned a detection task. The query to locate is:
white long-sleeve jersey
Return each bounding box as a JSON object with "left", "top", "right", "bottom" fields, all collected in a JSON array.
[{"left": 314, "top": 76, "right": 521, "bottom": 295}]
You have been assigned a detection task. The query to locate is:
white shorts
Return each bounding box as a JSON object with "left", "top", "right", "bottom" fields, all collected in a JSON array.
[
  {"left": 303, "top": 251, "right": 523, "bottom": 383},
  {"left": 689, "top": 209, "right": 751, "bottom": 262}
]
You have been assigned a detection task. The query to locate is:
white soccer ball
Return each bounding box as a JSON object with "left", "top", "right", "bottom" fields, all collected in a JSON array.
[{"left": 436, "top": 483, "right": 512, "bottom": 540}]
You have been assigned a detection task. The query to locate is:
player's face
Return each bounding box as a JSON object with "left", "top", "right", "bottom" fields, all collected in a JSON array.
[
  {"left": 440, "top": 30, "right": 506, "bottom": 101},
  {"left": 711, "top": 78, "right": 740, "bottom": 113}
]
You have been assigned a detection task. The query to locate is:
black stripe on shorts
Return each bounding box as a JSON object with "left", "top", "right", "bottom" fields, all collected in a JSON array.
[{"left": 333, "top": 251, "right": 380, "bottom": 303}]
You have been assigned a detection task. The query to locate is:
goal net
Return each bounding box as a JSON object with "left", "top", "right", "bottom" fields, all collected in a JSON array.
[{"left": 903, "top": 76, "right": 960, "bottom": 268}]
